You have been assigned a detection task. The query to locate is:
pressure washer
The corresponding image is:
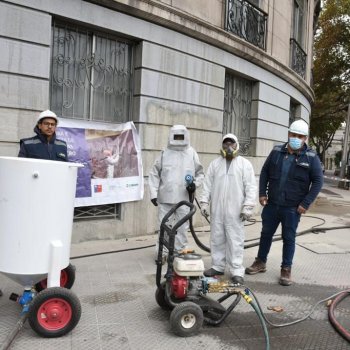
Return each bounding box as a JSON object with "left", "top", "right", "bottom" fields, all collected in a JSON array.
[{"left": 155, "top": 201, "right": 268, "bottom": 341}]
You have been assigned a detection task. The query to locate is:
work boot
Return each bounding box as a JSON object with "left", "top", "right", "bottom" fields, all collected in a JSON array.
[
  {"left": 245, "top": 258, "right": 267, "bottom": 275},
  {"left": 204, "top": 268, "right": 224, "bottom": 277},
  {"left": 232, "top": 276, "right": 244, "bottom": 285},
  {"left": 279, "top": 267, "right": 292, "bottom": 286}
]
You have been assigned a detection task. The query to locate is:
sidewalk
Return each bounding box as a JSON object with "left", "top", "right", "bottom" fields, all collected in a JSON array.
[{"left": 0, "top": 189, "right": 350, "bottom": 349}]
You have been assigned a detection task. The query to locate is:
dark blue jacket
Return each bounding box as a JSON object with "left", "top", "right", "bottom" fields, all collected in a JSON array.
[
  {"left": 18, "top": 126, "right": 68, "bottom": 162},
  {"left": 259, "top": 143, "right": 323, "bottom": 209}
]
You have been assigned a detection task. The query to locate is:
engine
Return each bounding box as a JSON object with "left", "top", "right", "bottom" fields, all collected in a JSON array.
[
  {"left": 171, "top": 254, "right": 205, "bottom": 299},
  {"left": 171, "top": 273, "right": 188, "bottom": 299},
  {"left": 171, "top": 274, "right": 205, "bottom": 299}
]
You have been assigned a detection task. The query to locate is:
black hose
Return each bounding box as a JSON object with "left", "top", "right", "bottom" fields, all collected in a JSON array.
[
  {"left": 70, "top": 243, "right": 155, "bottom": 260},
  {"left": 70, "top": 222, "right": 350, "bottom": 260},
  {"left": 243, "top": 224, "right": 350, "bottom": 249},
  {"left": 188, "top": 193, "right": 211, "bottom": 252},
  {"left": 328, "top": 291, "right": 350, "bottom": 342},
  {"left": 189, "top": 215, "right": 210, "bottom": 252}
]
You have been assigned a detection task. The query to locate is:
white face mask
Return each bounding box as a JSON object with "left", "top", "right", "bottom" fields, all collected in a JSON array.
[{"left": 289, "top": 137, "right": 303, "bottom": 150}]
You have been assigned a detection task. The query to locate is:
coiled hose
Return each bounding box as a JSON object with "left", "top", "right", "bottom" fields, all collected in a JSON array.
[{"left": 328, "top": 291, "right": 350, "bottom": 342}]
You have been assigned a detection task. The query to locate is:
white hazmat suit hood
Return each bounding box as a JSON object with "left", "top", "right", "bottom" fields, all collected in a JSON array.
[
  {"left": 167, "top": 125, "right": 190, "bottom": 151},
  {"left": 222, "top": 133, "right": 239, "bottom": 150},
  {"left": 221, "top": 133, "right": 239, "bottom": 158}
]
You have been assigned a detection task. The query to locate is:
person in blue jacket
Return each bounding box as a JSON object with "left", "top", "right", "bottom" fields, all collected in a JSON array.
[
  {"left": 18, "top": 110, "right": 67, "bottom": 161},
  {"left": 245, "top": 120, "right": 323, "bottom": 286}
]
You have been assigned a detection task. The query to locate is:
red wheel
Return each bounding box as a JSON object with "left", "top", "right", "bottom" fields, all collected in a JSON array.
[
  {"left": 29, "top": 287, "right": 81, "bottom": 337},
  {"left": 35, "top": 263, "right": 76, "bottom": 291},
  {"left": 37, "top": 297, "right": 72, "bottom": 330}
]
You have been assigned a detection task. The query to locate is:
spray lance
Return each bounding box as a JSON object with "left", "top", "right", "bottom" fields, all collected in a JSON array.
[
  {"left": 185, "top": 174, "right": 196, "bottom": 203},
  {"left": 184, "top": 174, "right": 211, "bottom": 253}
]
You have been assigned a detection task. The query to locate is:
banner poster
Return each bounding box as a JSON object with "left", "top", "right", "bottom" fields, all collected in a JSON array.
[{"left": 56, "top": 120, "right": 144, "bottom": 207}]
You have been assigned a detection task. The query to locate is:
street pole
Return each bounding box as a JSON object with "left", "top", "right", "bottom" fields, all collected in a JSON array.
[{"left": 339, "top": 103, "right": 350, "bottom": 180}]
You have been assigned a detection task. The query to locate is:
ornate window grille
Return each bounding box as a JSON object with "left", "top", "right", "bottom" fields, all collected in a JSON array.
[
  {"left": 290, "top": 39, "right": 307, "bottom": 79},
  {"left": 50, "top": 21, "right": 131, "bottom": 220},
  {"left": 50, "top": 21, "right": 133, "bottom": 123},
  {"left": 225, "top": 0, "right": 268, "bottom": 50},
  {"left": 74, "top": 204, "right": 121, "bottom": 221},
  {"left": 223, "top": 74, "right": 253, "bottom": 156},
  {"left": 290, "top": 0, "right": 307, "bottom": 78}
]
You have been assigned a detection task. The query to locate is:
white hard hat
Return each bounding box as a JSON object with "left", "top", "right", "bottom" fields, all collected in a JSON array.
[
  {"left": 36, "top": 110, "right": 59, "bottom": 124},
  {"left": 288, "top": 120, "right": 309, "bottom": 136}
]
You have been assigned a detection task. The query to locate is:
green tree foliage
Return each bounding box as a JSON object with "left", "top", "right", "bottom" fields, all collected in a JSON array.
[{"left": 311, "top": 0, "right": 350, "bottom": 161}]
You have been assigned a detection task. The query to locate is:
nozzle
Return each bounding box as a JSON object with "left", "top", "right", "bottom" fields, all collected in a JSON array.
[{"left": 185, "top": 174, "right": 193, "bottom": 185}]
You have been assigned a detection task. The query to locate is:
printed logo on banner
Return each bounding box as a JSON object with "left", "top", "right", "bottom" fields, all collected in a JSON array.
[
  {"left": 94, "top": 184, "right": 103, "bottom": 193},
  {"left": 126, "top": 183, "right": 139, "bottom": 188}
]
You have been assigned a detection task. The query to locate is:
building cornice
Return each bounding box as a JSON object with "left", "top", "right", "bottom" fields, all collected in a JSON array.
[{"left": 87, "top": 0, "right": 315, "bottom": 103}]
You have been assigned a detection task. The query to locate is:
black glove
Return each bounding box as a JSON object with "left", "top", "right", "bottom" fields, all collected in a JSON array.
[
  {"left": 186, "top": 182, "right": 196, "bottom": 193},
  {"left": 151, "top": 198, "right": 158, "bottom": 206}
]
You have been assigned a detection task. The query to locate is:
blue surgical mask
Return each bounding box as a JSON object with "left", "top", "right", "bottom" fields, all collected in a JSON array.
[{"left": 289, "top": 137, "right": 303, "bottom": 150}]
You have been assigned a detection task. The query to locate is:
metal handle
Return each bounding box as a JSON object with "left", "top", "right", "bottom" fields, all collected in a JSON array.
[{"left": 160, "top": 200, "right": 196, "bottom": 233}]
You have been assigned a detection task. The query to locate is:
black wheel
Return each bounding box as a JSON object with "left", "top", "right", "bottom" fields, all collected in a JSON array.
[
  {"left": 35, "top": 263, "right": 76, "bottom": 291},
  {"left": 170, "top": 302, "right": 203, "bottom": 337},
  {"left": 155, "top": 282, "right": 174, "bottom": 310},
  {"left": 28, "top": 287, "right": 81, "bottom": 338}
]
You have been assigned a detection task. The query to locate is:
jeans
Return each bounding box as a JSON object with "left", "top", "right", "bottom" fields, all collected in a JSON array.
[{"left": 257, "top": 203, "right": 301, "bottom": 267}]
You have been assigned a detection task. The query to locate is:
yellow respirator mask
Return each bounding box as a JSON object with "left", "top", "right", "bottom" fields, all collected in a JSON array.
[{"left": 220, "top": 146, "right": 238, "bottom": 159}]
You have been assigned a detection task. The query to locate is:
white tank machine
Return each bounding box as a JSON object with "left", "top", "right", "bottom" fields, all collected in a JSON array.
[{"left": 0, "top": 157, "right": 83, "bottom": 338}]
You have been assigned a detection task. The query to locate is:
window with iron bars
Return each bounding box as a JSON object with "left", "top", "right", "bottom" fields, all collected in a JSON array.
[
  {"left": 73, "top": 204, "right": 121, "bottom": 221},
  {"left": 50, "top": 21, "right": 133, "bottom": 122},
  {"left": 223, "top": 73, "right": 253, "bottom": 156},
  {"left": 50, "top": 21, "right": 133, "bottom": 220},
  {"left": 225, "top": 0, "right": 268, "bottom": 50},
  {"left": 290, "top": 0, "right": 307, "bottom": 78}
]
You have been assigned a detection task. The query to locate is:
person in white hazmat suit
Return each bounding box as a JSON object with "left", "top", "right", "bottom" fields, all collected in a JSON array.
[
  {"left": 198, "top": 133, "right": 257, "bottom": 285},
  {"left": 149, "top": 125, "right": 204, "bottom": 256}
]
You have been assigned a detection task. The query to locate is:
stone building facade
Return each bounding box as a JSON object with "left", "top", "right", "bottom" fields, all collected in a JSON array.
[{"left": 0, "top": 0, "right": 319, "bottom": 242}]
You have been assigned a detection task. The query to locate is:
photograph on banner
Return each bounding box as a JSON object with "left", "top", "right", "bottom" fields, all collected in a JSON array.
[{"left": 56, "top": 120, "right": 144, "bottom": 207}]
